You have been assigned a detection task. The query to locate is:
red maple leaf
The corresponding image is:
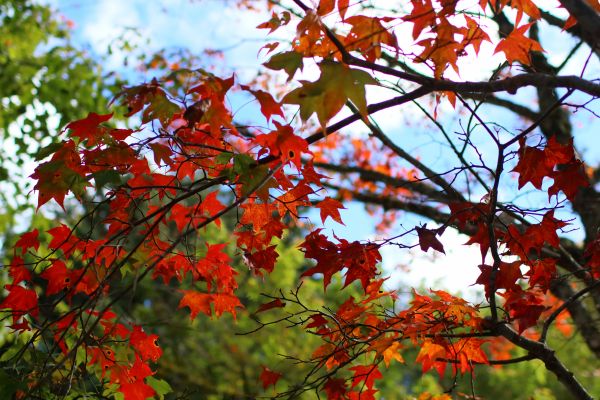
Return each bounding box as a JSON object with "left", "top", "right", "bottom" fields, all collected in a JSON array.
[
  {"left": 212, "top": 293, "right": 243, "bottom": 319},
  {"left": 316, "top": 197, "right": 346, "bottom": 225},
  {"left": 476, "top": 261, "right": 523, "bottom": 298},
  {"left": 464, "top": 223, "right": 492, "bottom": 261},
  {"left": 254, "top": 122, "right": 310, "bottom": 169},
  {"left": 47, "top": 224, "right": 72, "bottom": 250},
  {"left": 244, "top": 245, "right": 278, "bottom": 276},
  {"left": 241, "top": 85, "right": 284, "bottom": 122},
  {"left": 8, "top": 257, "right": 30, "bottom": 285},
  {"left": 0, "top": 284, "right": 39, "bottom": 322},
  {"left": 415, "top": 340, "right": 447, "bottom": 375},
  {"left": 503, "top": 289, "right": 546, "bottom": 333},
  {"left": 584, "top": 234, "right": 600, "bottom": 276},
  {"left": 178, "top": 290, "right": 213, "bottom": 320},
  {"left": 349, "top": 365, "right": 383, "bottom": 390},
  {"left": 148, "top": 142, "right": 173, "bottom": 166},
  {"left": 130, "top": 326, "right": 162, "bottom": 362},
  {"left": 402, "top": 0, "right": 436, "bottom": 40},
  {"left": 117, "top": 356, "right": 156, "bottom": 400},
  {"left": 66, "top": 112, "right": 113, "bottom": 146},
  {"left": 544, "top": 136, "right": 574, "bottom": 166},
  {"left": 15, "top": 229, "right": 39, "bottom": 254},
  {"left": 40, "top": 260, "right": 72, "bottom": 295},
  {"left": 512, "top": 139, "right": 552, "bottom": 189},
  {"left": 119, "top": 381, "right": 155, "bottom": 400},
  {"left": 259, "top": 366, "right": 282, "bottom": 389},
  {"left": 494, "top": 23, "right": 543, "bottom": 65},
  {"left": 255, "top": 298, "right": 286, "bottom": 314},
  {"left": 415, "top": 225, "right": 445, "bottom": 254},
  {"left": 323, "top": 378, "right": 347, "bottom": 400},
  {"left": 548, "top": 159, "right": 590, "bottom": 201}
]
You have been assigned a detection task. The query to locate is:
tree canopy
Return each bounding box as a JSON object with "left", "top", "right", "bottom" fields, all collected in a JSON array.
[{"left": 1, "top": 0, "right": 600, "bottom": 399}]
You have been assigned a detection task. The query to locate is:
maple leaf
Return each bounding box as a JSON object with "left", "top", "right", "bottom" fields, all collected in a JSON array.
[
  {"left": 256, "top": 11, "right": 290, "bottom": 33},
  {"left": 338, "top": 0, "right": 349, "bottom": 19},
  {"left": 255, "top": 298, "right": 286, "bottom": 314},
  {"left": 494, "top": 23, "right": 543, "bottom": 65},
  {"left": 349, "top": 365, "right": 383, "bottom": 390},
  {"left": 528, "top": 258, "right": 557, "bottom": 291},
  {"left": 149, "top": 142, "right": 173, "bottom": 166},
  {"left": 66, "top": 112, "right": 113, "bottom": 146},
  {"left": 511, "top": 0, "right": 541, "bottom": 25},
  {"left": 503, "top": 289, "right": 546, "bottom": 333},
  {"left": 402, "top": 0, "right": 436, "bottom": 40},
  {"left": 283, "top": 60, "right": 377, "bottom": 128},
  {"left": 415, "top": 225, "right": 445, "bottom": 254},
  {"left": 47, "top": 224, "right": 72, "bottom": 250},
  {"left": 476, "top": 261, "right": 523, "bottom": 298},
  {"left": 316, "top": 197, "right": 346, "bottom": 225},
  {"left": 240, "top": 202, "right": 277, "bottom": 233},
  {"left": 453, "top": 338, "right": 489, "bottom": 373},
  {"left": 87, "top": 346, "right": 116, "bottom": 375},
  {"left": 317, "top": 0, "right": 335, "bottom": 16},
  {"left": 306, "top": 313, "right": 329, "bottom": 329},
  {"left": 119, "top": 381, "right": 156, "bottom": 400},
  {"left": 241, "top": 85, "right": 284, "bottom": 122},
  {"left": 40, "top": 260, "right": 72, "bottom": 295},
  {"left": 416, "top": 340, "right": 447, "bottom": 374},
  {"left": 381, "top": 341, "right": 404, "bottom": 367},
  {"left": 142, "top": 89, "right": 180, "bottom": 128},
  {"left": 584, "top": 235, "right": 600, "bottom": 276},
  {"left": 464, "top": 224, "right": 492, "bottom": 261},
  {"left": 264, "top": 51, "right": 304, "bottom": 81},
  {"left": 460, "top": 16, "right": 491, "bottom": 54},
  {"left": 116, "top": 356, "right": 156, "bottom": 400},
  {"left": 259, "top": 366, "right": 282, "bottom": 389},
  {"left": 194, "top": 243, "right": 236, "bottom": 292},
  {"left": 548, "top": 159, "right": 590, "bottom": 201},
  {"left": 0, "top": 284, "right": 39, "bottom": 322},
  {"left": 178, "top": 290, "right": 212, "bottom": 320},
  {"left": 244, "top": 245, "right": 279, "bottom": 275},
  {"left": 276, "top": 181, "right": 314, "bottom": 218},
  {"left": 323, "top": 378, "right": 347, "bottom": 400},
  {"left": 15, "top": 229, "right": 39, "bottom": 254},
  {"left": 31, "top": 159, "right": 89, "bottom": 209},
  {"left": 544, "top": 136, "right": 574, "bottom": 166},
  {"left": 254, "top": 122, "right": 310, "bottom": 169},
  {"left": 212, "top": 293, "right": 244, "bottom": 319},
  {"left": 130, "top": 326, "right": 162, "bottom": 362},
  {"left": 8, "top": 257, "right": 30, "bottom": 285},
  {"left": 344, "top": 15, "right": 398, "bottom": 61},
  {"left": 512, "top": 140, "right": 551, "bottom": 189}
]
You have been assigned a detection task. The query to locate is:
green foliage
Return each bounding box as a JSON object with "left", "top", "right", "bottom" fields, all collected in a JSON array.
[{"left": 0, "top": 0, "right": 123, "bottom": 205}]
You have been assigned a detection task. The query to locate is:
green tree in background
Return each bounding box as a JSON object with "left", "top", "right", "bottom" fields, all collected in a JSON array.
[{"left": 0, "top": 0, "right": 123, "bottom": 220}]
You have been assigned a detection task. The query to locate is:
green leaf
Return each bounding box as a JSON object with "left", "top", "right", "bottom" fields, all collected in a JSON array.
[
  {"left": 93, "top": 169, "right": 122, "bottom": 188},
  {"left": 282, "top": 60, "right": 377, "bottom": 128},
  {"left": 142, "top": 91, "right": 180, "bottom": 127},
  {"left": 0, "top": 369, "right": 24, "bottom": 399},
  {"left": 264, "top": 51, "right": 304, "bottom": 81},
  {"left": 238, "top": 164, "right": 277, "bottom": 201},
  {"left": 146, "top": 376, "right": 172, "bottom": 399},
  {"left": 232, "top": 153, "right": 257, "bottom": 175},
  {"left": 215, "top": 151, "right": 234, "bottom": 165},
  {"left": 34, "top": 142, "right": 62, "bottom": 161},
  {"left": 0, "top": 166, "right": 8, "bottom": 182}
]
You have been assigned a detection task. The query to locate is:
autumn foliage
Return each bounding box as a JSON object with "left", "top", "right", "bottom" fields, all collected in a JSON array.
[{"left": 2, "top": 0, "right": 600, "bottom": 399}]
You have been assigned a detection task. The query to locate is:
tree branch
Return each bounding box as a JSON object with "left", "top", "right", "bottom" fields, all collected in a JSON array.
[{"left": 496, "top": 323, "right": 593, "bottom": 400}]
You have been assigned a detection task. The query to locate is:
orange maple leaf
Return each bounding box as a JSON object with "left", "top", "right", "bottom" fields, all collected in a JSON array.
[{"left": 494, "top": 23, "right": 543, "bottom": 65}]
